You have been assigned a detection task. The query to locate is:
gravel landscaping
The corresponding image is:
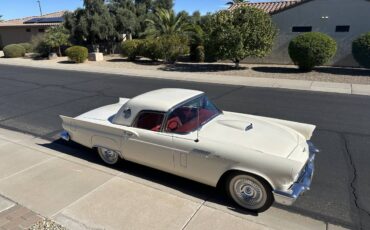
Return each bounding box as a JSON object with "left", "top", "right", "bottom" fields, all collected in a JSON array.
[
  {"left": 29, "top": 219, "right": 67, "bottom": 230},
  {"left": 3, "top": 55, "right": 370, "bottom": 84}
]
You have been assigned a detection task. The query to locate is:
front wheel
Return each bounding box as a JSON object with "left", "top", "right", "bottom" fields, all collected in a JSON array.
[
  {"left": 97, "top": 147, "right": 120, "bottom": 165},
  {"left": 226, "top": 173, "right": 274, "bottom": 212}
]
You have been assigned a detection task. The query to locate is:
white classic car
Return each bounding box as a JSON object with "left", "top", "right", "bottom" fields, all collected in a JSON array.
[{"left": 60, "top": 88, "right": 318, "bottom": 212}]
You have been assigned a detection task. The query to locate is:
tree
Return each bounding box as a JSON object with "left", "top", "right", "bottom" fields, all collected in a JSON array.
[
  {"left": 226, "top": 0, "right": 248, "bottom": 6},
  {"left": 153, "top": 0, "right": 173, "bottom": 11},
  {"left": 191, "top": 11, "right": 201, "bottom": 25},
  {"left": 143, "top": 8, "right": 194, "bottom": 38},
  {"left": 135, "top": 0, "right": 153, "bottom": 12},
  {"left": 109, "top": 0, "right": 139, "bottom": 38},
  {"left": 44, "top": 25, "right": 71, "bottom": 56},
  {"left": 204, "top": 6, "right": 277, "bottom": 67},
  {"left": 64, "top": 0, "right": 117, "bottom": 48},
  {"left": 0, "top": 15, "right": 3, "bottom": 22}
]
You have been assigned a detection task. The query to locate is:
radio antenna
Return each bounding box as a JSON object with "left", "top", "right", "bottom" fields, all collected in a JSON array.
[
  {"left": 195, "top": 100, "right": 200, "bottom": 143},
  {"left": 37, "top": 0, "right": 43, "bottom": 16}
]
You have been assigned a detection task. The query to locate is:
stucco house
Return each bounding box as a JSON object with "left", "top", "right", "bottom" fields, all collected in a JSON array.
[
  {"left": 231, "top": 0, "right": 370, "bottom": 67},
  {"left": 0, "top": 11, "right": 65, "bottom": 49}
]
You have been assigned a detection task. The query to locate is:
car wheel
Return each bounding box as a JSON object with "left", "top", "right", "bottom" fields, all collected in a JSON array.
[
  {"left": 226, "top": 173, "right": 273, "bottom": 212},
  {"left": 97, "top": 147, "right": 120, "bottom": 165}
]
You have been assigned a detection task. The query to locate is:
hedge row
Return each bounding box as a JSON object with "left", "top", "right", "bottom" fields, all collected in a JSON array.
[{"left": 121, "top": 35, "right": 190, "bottom": 63}]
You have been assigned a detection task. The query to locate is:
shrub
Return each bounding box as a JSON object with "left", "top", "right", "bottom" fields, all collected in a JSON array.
[
  {"left": 31, "top": 35, "right": 51, "bottom": 57},
  {"left": 121, "top": 40, "right": 142, "bottom": 61},
  {"left": 193, "top": 46, "right": 205, "bottom": 63},
  {"left": 18, "top": 43, "right": 33, "bottom": 52},
  {"left": 288, "top": 32, "right": 337, "bottom": 71},
  {"left": 138, "top": 39, "right": 163, "bottom": 61},
  {"left": 3, "top": 44, "right": 26, "bottom": 58},
  {"left": 65, "top": 46, "right": 88, "bottom": 63},
  {"left": 352, "top": 32, "right": 370, "bottom": 68},
  {"left": 158, "top": 35, "right": 189, "bottom": 63}
]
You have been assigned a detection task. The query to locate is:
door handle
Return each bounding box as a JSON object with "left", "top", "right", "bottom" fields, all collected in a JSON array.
[{"left": 123, "top": 131, "right": 134, "bottom": 137}]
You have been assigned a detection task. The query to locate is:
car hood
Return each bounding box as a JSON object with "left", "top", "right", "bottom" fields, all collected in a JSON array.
[{"left": 200, "top": 112, "right": 302, "bottom": 158}]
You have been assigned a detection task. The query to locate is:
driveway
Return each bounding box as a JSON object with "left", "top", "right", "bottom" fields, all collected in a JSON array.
[{"left": 0, "top": 64, "right": 369, "bottom": 229}]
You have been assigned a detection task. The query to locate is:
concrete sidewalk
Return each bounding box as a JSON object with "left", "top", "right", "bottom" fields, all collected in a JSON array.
[
  {"left": 0, "top": 57, "right": 370, "bottom": 96},
  {"left": 0, "top": 128, "right": 347, "bottom": 230}
]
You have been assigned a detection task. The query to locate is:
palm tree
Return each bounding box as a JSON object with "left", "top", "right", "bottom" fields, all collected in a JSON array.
[
  {"left": 143, "top": 8, "right": 194, "bottom": 38},
  {"left": 0, "top": 15, "right": 3, "bottom": 22},
  {"left": 226, "top": 0, "right": 248, "bottom": 6}
]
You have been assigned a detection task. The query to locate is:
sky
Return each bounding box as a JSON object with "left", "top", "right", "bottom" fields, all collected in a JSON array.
[{"left": 0, "top": 0, "right": 270, "bottom": 20}]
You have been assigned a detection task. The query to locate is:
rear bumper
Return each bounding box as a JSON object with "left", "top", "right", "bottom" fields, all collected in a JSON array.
[
  {"left": 273, "top": 141, "right": 319, "bottom": 206},
  {"left": 60, "top": 130, "right": 70, "bottom": 141}
]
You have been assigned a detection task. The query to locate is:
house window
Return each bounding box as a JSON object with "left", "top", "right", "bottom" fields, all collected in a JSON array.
[
  {"left": 26, "top": 28, "right": 31, "bottom": 32},
  {"left": 292, "top": 26, "right": 312, "bottom": 32},
  {"left": 336, "top": 25, "right": 350, "bottom": 32},
  {"left": 38, "top": 28, "right": 45, "bottom": 33}
]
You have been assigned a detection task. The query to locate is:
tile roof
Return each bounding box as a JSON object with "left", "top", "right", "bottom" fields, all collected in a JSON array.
[
  {"left": 0, "top": 11, "right": 66, "bottom": 27},
  {"left": 229, "top": 0, "right": 309, "bottom": 14}
]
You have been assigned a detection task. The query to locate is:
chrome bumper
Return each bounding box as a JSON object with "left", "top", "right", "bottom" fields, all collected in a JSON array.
[
  {"left": 273, "top": 141, "right": 319, "bottom": 206},
  {"left": 60, "top": 130, "right": 70, "bottom": 141}
]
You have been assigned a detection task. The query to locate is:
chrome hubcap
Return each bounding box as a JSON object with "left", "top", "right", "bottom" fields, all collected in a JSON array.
[
  {"left": 99, "top": 147, "right": 118, "bottom": 164},
  {"left": 234, "top": 178, "right": 263, "bottom": 207}
]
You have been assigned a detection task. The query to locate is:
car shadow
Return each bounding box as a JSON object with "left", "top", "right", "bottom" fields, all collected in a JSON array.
[
  {"left": 159, "top": 63, "right": 247, "bottom": 72},
  {"left": 39, "top": 139, "right": 259, "bottom": 217}
]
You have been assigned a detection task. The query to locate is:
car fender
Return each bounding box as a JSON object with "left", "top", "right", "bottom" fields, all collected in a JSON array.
[
  {"left": 222, "top": 165, "right": 276, "bottom": 190},
  {"left": 91, "top": 135, "right": 121, "bottom": 153}
]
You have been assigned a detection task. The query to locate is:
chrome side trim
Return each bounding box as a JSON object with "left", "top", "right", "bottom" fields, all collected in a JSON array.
[
  {"left": 273, "top": 141, "right": 318, "bottom": 206},
  {"left": 60, "top": 131, "right": 70, "bottom": 141}
]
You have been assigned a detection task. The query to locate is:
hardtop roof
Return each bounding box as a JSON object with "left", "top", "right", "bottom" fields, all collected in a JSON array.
[{"left": 126, "top": 88, "right": 204, "bottom": 112}]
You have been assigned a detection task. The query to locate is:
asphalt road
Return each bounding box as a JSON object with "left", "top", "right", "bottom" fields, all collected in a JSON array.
[{"left": 0, "top": 64, "right": 369, "bottom": 229}]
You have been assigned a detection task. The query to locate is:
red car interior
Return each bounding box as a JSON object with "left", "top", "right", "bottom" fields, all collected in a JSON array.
[
  {"left": 136, "top": 113, "right": 164, "bottom": 132},
  {"left": 168, "top": 109, "right": 215, "bottom": 133}
]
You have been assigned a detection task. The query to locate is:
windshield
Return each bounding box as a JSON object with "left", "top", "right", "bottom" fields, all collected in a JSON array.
[{"left": 165, "top": 95, "right": 221, "bottom": 134}]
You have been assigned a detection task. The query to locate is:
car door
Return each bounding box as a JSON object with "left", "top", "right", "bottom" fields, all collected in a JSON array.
[
  {"left": 121, "top": 111, "right": 176, "bottom": 173},
  {"left": 171, "top": 132, "right": 226, "bottom": 186}
]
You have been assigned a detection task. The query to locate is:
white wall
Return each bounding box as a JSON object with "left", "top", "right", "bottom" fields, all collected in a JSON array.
[{"left": 245, "top": 0, "right": 370, "bottom": 67}]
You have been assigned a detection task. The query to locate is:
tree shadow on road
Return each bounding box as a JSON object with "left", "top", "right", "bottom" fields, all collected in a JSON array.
[
  {"left": 159, "top": 63, "right": 247, "bottom": 73},
  {"left": 252, "top": 66, "right": 304, "bottom": 74},
  {"left": 253, "top": 66, "right": 370, "bottom": 77},
  {"left": 315, "top": 66, "right": 370, "bottom": 77},
  {"left": 58, "top": 60, "right": 77, "bottom": 64},
  {"left": 39, "top": 139, "right": 258, "bottom": 217},
  {"left": 106, "top": 58, "right": 162, "bottom": 66}
]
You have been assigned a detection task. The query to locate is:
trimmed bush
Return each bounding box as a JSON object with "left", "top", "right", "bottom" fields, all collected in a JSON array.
[
  {"left": 65, "top": 46, "right": 88, "bottom": 63},
  {"left": 18, "top": 43, "right": 33, "bottom": 53},
  {"left": 3, "top": 44, "right": 26, "bottom": 58},
  {"left": 121, "top": 40, "right": 142, "bottom": 61},
  {"left": 352, "top": 32, "right": 370, "bottom": 68},
  {"left": 288, "top": 32, "right": 337, "bottom": 71},
  {"left": 194, "top": 46, "right": 205, "bottom": 63}
]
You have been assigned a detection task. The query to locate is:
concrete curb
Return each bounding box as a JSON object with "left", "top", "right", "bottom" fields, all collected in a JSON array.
[{"left": 0, "top": 58, "right": 369, "bottom": 96}]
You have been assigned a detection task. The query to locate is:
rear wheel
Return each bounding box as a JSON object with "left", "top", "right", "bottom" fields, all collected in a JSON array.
[
  {"left": 97, "top": 147, "right": 120, "bottom": 165},
  {"left": 226, "top": 173, "right": 273, "bottom": 212}
]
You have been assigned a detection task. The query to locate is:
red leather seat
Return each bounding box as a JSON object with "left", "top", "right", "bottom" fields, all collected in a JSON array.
[{"left": 166, "top": 116, "right": 182, "bottom": 132}]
